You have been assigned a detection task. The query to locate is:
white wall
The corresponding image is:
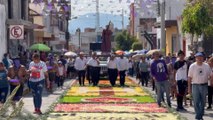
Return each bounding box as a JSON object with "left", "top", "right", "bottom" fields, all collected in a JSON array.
[
  {"left": 0, "top": 4, "right": 7, "bottom": 61},
  {"left": 165, "top": 0, "right": 186, "bottom": 20},
  {"left": 70, "top": 32, "right": 97, "bottom": 52}
]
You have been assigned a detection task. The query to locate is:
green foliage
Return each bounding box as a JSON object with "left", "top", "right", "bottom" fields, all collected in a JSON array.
[
  {"left": 0, "top": 85, "right": 40, "bottom": 120},
  {"left": 115, "top": 31, "right": 138, "bottom": 51},
  {"left": 182, "top": 2, "right": 212, "bottom": 36},
  {"left": 132, "top": 42, "right": 143, "bottom": 51}
]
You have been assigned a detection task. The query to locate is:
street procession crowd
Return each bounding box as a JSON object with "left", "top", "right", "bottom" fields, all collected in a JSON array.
[{"left": 0, "top": 49, "right": 212, "bottom": 120}]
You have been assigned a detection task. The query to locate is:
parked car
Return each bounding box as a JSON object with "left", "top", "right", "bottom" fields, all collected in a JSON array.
[{"left": 98, "top": 56, "right": 108, "bottom": 78}]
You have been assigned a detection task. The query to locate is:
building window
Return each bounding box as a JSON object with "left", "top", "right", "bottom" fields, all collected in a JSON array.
[
  {"left": 8, "top": 0, "right": 12, "bottom": 18},
  {"left": 21, "top": 0, "right": 26, "bottom": 19}
]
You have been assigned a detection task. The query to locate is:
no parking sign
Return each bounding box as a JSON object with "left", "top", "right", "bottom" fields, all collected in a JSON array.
[{"left": 10, "top": 25, "right": 24, "bottom": 39}]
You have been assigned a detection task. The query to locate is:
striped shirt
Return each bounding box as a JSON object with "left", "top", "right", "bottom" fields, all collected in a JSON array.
[{"left": 29, "top": 61, "right": 47, "bottom": 82}]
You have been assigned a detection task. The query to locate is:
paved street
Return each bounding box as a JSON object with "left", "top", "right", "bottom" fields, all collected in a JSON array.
[
  {"left": 20, "top": 77, "right": 213, "bottom": 120},
  {"left": 129, "top": 77, "right": 213, "bottom": 120},
  {"left": 22, "top": 79, "right": 75, "bottom": 117}
]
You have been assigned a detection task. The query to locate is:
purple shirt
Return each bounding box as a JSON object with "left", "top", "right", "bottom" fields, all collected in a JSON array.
[{"left": 151, "top": 59, "right": 168, "bottom": 82}]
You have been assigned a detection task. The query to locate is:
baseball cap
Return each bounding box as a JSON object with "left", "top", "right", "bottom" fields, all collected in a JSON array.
[{"left": 195, "top": 52, "right": 204, "bottom": 57}]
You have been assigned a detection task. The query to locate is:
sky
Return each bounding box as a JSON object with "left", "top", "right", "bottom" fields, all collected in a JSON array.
[
  {"left": 69, "top": 0, "right": 135, "bottom": 33},
  {"left": 70, "top": 0, "right": 135, "bottom": 18},
  {"left": 68, "top": 0, "right": 157, "bottom": 33}
]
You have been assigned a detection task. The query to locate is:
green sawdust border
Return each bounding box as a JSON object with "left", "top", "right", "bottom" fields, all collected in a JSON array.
[{"left": 59, "top": 96, "right": 155, "bottom": 103}]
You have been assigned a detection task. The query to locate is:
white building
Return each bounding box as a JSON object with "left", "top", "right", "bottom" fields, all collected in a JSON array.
[
  {"left": 70, "top": 29, "right": 97, "bottom": 53},
  {"left": 156, "top": 0, "right": 186, "bottom": 55},
  {"left": 131, "top": 0, "right": 157, "bottom": 50},
  {"left": 0, "top": 2, "right": 6, "bottom": 61}
]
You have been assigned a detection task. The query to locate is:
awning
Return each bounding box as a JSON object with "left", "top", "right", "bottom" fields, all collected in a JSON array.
[
  {"left": 6, "top": 19, "right": 33, "bottom": 29},
  {"left": 154, "top": 20, "right": 177, "bottom": 28}
]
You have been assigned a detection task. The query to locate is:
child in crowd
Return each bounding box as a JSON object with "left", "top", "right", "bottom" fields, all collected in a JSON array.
[{"left": 56, "top": 61, "right": 66, "bottom": 89}]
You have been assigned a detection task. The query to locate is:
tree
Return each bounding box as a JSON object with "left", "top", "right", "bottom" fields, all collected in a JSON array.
[
  {"left": 132, "top": 42, "right": 143, "bottom": 51},
  {"left": 182, "top": 3, "right": 211, "bottom": 35},
  {"left": 182, "top": 2, "right": 212, "bottom": 52},
  {"left": 182, "top": 1, "right": 213, "bottom": 39},
  {"left": 115, "top": 31, "right": 137, "bottom": 51}
]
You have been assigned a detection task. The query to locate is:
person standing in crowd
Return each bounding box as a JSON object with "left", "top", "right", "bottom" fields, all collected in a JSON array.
[
  {"left": 117, "top": 54, "right": 128, "bottom": 87},
  {"left": 40, "top": 52, "right": 47, "bottom": 62},
  {"left": 8, "top": 58, "right": 27, "bottom": 102},
  {"left": 167, "top": 58, "right": 176, "bottom": 100},
  {"left": 188, "top": 52, "right": 212, "bottom": 120},
  {"left": 74, "top": 52, "right": 87, "bottom": 86},
  {"left": 28, "top": 53, "right": 50, "bottom": 115},
  {"left": 139, "top": 55, "right": 149, "bottom": 87},
  {"left": 2, "top": 53, "right": 12, "bottom": 70},
  {"left": 59, "top": 55, "right": 67, "bottom": 67},
  {"left": 107, "top": 54, "right": 118, "bottom": 86},
  {"left": 86, "top": 51, "right": 92, "bottom": 84},
  {"left": 67, "top": 57, "right": 75, "bottom": 79},
  {"left": 0, "top": 62, "right": 9, "bottom": 104},
  {"left": 128, "top": 58, "right": 133, "bottom": 76},
  {"left": 87, "top": 52, "right": 100, "bottom": 86},
  {"left": 59, "top": 55, "right": 67, "bottom": 75},
  {"left": 133, "top": 60, "right": 140, "bottom": 83},
  {"left": 174, "top": 50, "right": 188, "bottom": 111},
  {"left": 46, "top": 54, "right": 57, "bottom": 93},
  {"left": 56, "top": 61, "right": 66, "bottom": 89},
  {"left": 149, "top": 56, "right": 156, "bottom": 91},
  {"left": 165, "top": 53, "right": 171, "bottom": 64},
  {"left": 207, "top": 56, "right": 213, "bottom": 109},
  {"left": 151, "top": 51, "right": 171, "bottom": 107}
]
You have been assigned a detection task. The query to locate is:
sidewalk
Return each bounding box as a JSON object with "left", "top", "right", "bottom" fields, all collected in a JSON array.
[
  {"left": 129, "top": 76, "right": 213, "bottom": 120},
  {"left": 22, "top": 79, "right": 75, "bottom": 116}
]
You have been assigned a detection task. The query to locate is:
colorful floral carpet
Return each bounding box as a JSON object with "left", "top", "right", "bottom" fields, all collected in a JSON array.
[{"left": 48, "top": 78, "right": 179, "bottom": 120}]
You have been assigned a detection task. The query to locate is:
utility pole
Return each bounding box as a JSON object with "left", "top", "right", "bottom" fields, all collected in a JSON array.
[
  {"left": 96, "top": 0, "right": 100, "bottom": 32},
  {"left": 122, "top": 8, "right": 124, "bottom": 31},
  {"left": 160, "top": 0, "right": 166, "bottom": 55},
  {"left": 76, "top": 28, "right": 81, "bottom": 52},
  {"left": 96, "top": 0, "right": 101, "bottom": 43},
  {"left": 65, "top": 17, "right": 70, "bottom": 50}
]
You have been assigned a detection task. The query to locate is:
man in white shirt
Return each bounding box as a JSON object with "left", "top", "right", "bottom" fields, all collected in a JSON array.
[
  {"left": 86, "top": 51, "right": 92, "bottom": 84},
  {"left": 174, "top": 50, "right": 188, "bottom": 111},
  {"left": 87, "top": 52, "right": 100, "bottom": 86},
  {"left": 74, "top": 52, "right": 87, "bottom": 86},
  {"left": 188, "top": 52, "right": 212, "bottom": 120},
  {"left": 107, "top": 54, "right": 118, "bottom": 86},
  {"left": 117, "top": 54, "right": 128, "bottom": 87}
]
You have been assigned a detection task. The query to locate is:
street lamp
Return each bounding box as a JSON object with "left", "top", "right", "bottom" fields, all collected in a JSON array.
[{"left": 76, "top": 28, "right": 81, "bottom": 52}]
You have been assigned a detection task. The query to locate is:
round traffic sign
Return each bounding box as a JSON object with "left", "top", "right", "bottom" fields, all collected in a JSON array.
[{"left": 10, "top": 26, "right": 23, "bottom": 39}]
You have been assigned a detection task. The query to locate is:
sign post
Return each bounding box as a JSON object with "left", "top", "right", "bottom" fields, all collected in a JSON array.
[{"left": 10, "top": 25, "right": 24, "bottom": 39}]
